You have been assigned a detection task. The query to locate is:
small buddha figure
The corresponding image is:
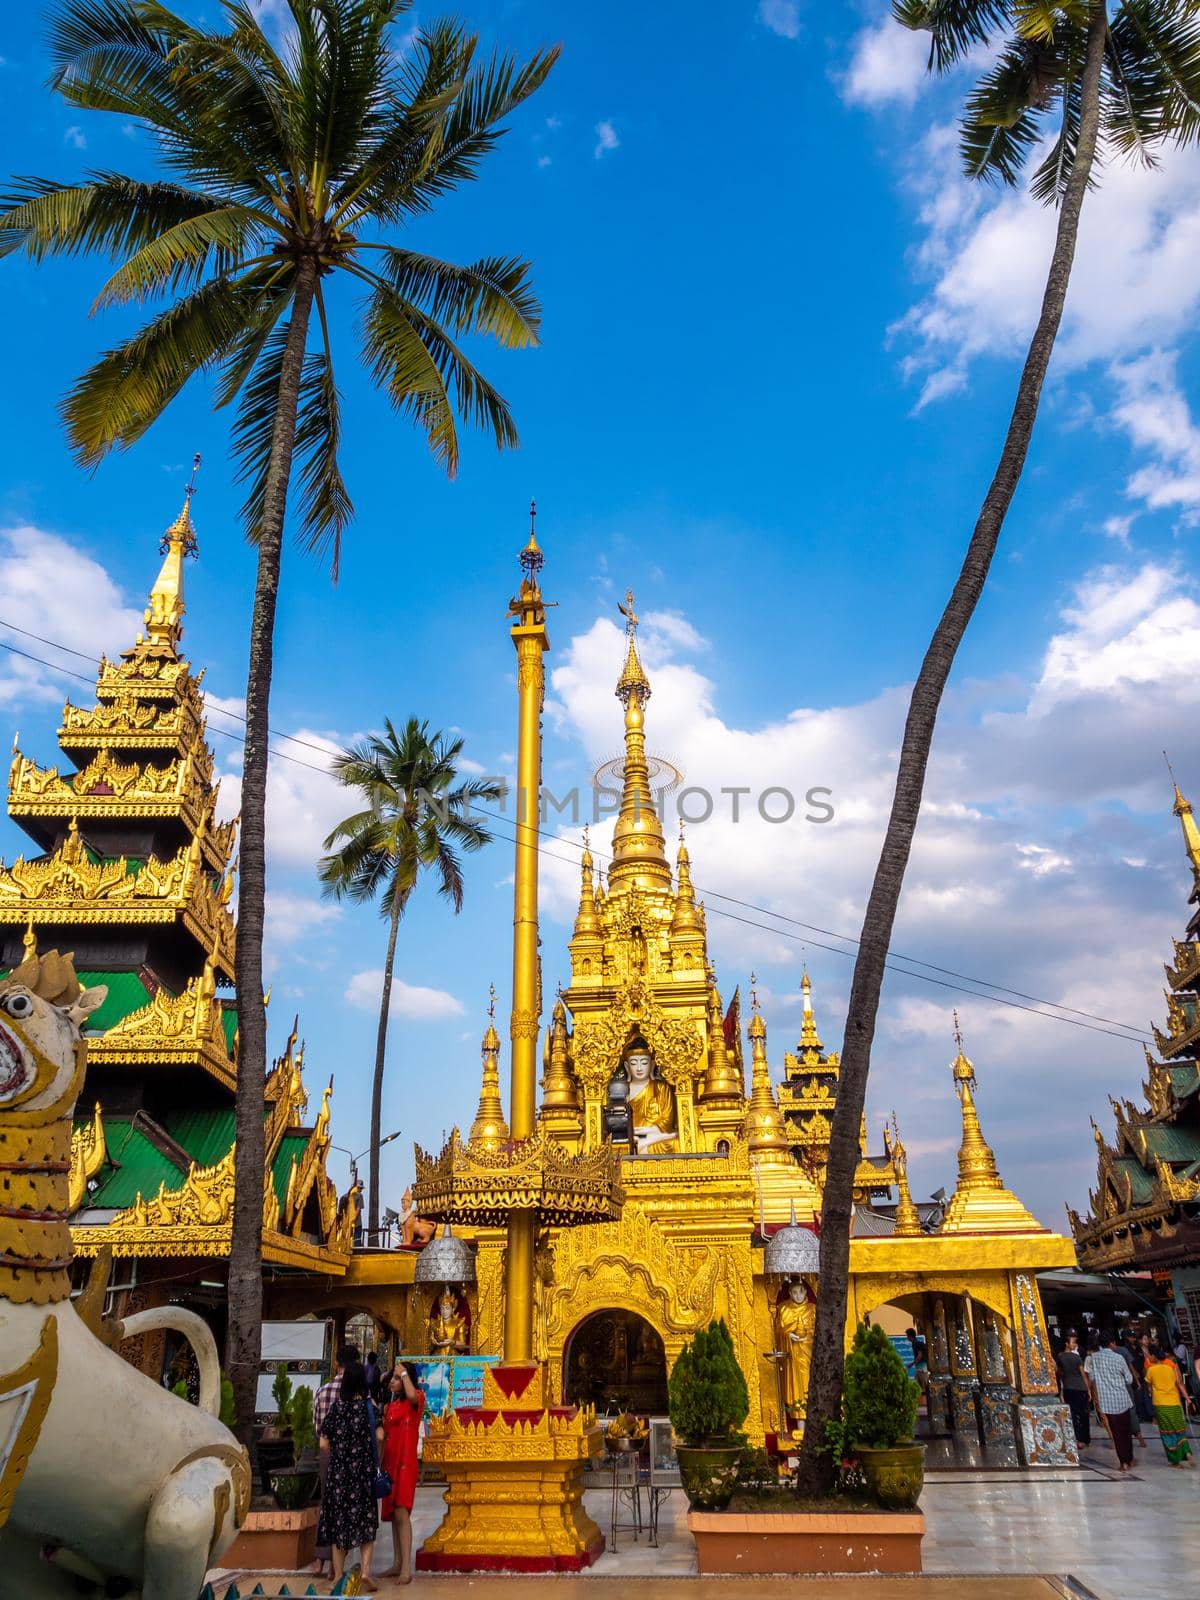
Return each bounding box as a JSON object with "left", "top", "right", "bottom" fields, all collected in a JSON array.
[
  {"left": 399, "top": 1184, "right": 437, "bottom": 1249},
  {"left": 625, "top": 1041, "right": 678, "bottom": 1154},
  {"left": 775, "top": 1278, "right": 816, "bottom": 1430},
  {"left": 429, "top": 1285, "right": 470, "bottom": 1355}
]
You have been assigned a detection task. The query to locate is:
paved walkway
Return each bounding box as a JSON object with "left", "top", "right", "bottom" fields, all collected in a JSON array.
[{"left": 213, "top": 1424, "right": 1200, "bottom": 1600}]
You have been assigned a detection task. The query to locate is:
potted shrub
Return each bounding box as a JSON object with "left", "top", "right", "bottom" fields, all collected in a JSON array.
[
  {"left": 270, "top": 1383, "right": 321, "bottom": 1510},
  {"left": 668, "top": 1320, "right": 748, "bottom": 1510},
  {"left": 842, "top": 1323, "right": 924, "bottom": 1509},
  {"left": 255, "top": 1362, "right": 297, "bottom": 1491}
]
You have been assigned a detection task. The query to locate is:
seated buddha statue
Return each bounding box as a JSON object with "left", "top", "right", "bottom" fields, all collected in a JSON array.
[
  {"left": 625, "top": 1042, "right": 678, "bottom": 1154},
  {"left": 429, "top": 1286, "right": 470, "bottom": 1355}
]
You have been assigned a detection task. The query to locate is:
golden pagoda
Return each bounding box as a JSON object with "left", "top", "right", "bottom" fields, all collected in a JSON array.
[
  {"left": 0, "top": 482, "right": 359, "bottom": 1374},
  {"left": 1072, "top": 781, "right": 1200, "bottom": 1332},
  {"left": 407, "top": 539, "right": 1079, "bottom": 1506}
]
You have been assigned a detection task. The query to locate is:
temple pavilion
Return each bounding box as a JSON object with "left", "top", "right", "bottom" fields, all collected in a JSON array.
[
  {"left": 409, "top": 539, "right": 1079, "bottom": 1467},
  {"left": 0, "top": 490, "right": 359, "bottom": 1378},
  {"left": 1071, "top": 784, "right": 1200, "bottom": 1343}
]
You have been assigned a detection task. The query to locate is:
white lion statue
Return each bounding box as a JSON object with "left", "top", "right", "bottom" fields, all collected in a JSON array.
[{"left": 0, "top": 939, "right": 249, "bottom": 1598}]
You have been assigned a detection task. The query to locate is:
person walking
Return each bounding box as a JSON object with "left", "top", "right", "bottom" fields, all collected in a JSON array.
[
  {"left": 1056, "top": 1331, "right": 1091, "bottom": 1448},
  {"left": 380, "top": 1363, "right": 426, "bottom": 1583},
  {"left": 364, "top": 1349, "right": 382, "bottom": 1404},
  {"left": 1085, "top": 1331, "right": 1137, "bottom": 1473},
  {"left": 1119, "top": 1328, "right": 1149, "bottom": 1448},
  {"left": 1145, "top": 1344, "right": 1195, "bottom": 1468},
  {"left": 311, "top": 1342, "right": 359, "bottom": 1578},
  {"left": 317, "top": 1360, "right": 380, "bottom": 1591}
]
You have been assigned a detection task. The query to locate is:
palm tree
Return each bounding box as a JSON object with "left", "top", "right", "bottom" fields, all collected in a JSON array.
[
  {"left": 797, "top": 0, "right": 1200, "bottom": 1495},
  {"left": 0, "top": 0, "right": 556, "bottom": 1433},
  {"left": 319, "top": 718, "right": 503, "bottom": 1238}
]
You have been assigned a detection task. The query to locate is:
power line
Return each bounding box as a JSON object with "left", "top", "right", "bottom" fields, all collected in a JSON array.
[{"left": 0, "top": 628, "right": 1156, "bottom": 1044}]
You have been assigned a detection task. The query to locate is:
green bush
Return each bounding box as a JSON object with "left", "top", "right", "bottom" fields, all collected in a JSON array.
[
  {"left": 842, "top": 1323, "right": 919, "bottom": 1450},
  {"left": 219, "top": 1371, "right": 237, "bottom": 1431},
  {"left": 668, "top": 1320, "right": 749, "bottom": 1446},
  {"left": 290, "top": 1383, "right": 317, "bottom": 1458},
  {"left": 272, "top": 1362, "right": 294, "bottom": 1431}
]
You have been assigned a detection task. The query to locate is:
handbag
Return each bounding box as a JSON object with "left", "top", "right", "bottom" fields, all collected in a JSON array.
[{"left": 369, "top": 1400, "right": 393, "bottom": 1500}]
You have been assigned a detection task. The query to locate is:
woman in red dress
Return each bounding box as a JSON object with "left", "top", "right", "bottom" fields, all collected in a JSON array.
[{"left": 379, "top": 1362, "right": 425, "bottom": 1582}]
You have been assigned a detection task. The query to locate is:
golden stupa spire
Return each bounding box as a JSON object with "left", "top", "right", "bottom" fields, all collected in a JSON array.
[
  {"left": 609, "top": 589, "right": 671, "bottom": 890},
  {"left": 540, "top": 985, "right": 580, "bottom": 1113},
  {"left": 891, "top": 1112, "right": 921, "bottom": 1237},
  {"left": 140, "top": 453, "right": 200, "bottom": 657},
  {"left": 1167, "top": 755, "right": 1200, "bottom": 892},
  {"left": 743, "top": 975, "right": 790, "bottom": 1160},
  {"left": 573, "top": 824, "right": 600, "bottom": 937},
  {"left": 797, "top": 966, "right": 823, "bottom": 1053},
  {"left": 671, "top": 820, "right": 704, "bottom": 935},
  {"left": 940, "top": 1013, "right": 1042, "bottom": 1235},
  {"left": 469, "top": 985, "right": 509, "bottom": 1149},
  {"left": 702, "top": 963, "right": 741, "bottom": 1101}
]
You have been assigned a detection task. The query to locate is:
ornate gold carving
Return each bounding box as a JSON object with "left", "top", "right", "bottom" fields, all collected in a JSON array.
[
  {"left": 509, "top": 1008, "right": 541, "bottom": 1042},
  {"left": 571, "top": 978, "right": 704, "bottom": 1096},
  {"left": 67, "top": 1101, "right": 107, "bottom": 1211},
  {"left": 413, "top": 1127, "right": 621, "bottom": 1229}
]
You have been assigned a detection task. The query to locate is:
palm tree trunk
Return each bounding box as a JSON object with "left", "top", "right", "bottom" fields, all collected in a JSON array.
[
  {"left": 794, "top": 2, "right": 1109, "bottom": 1496},
  {"left": 227, "top": 255, "right": 318, "bottom": 1444},
  {"left": 368, "top": 882, "right": 405, "bottom": 1241}
]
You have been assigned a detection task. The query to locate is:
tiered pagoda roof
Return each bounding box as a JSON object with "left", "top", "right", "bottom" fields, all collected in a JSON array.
[
  {"left": 0, "top": 488, "right": 358, "bottom": 1275},
  {"left": 1071, "top": 785, "right": 1200, "bottom": 1273}
]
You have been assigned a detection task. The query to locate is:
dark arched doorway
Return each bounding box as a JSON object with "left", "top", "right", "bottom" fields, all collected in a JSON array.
[{"left": 564, "top": 1309, "right": 667, "bottom": 1413}]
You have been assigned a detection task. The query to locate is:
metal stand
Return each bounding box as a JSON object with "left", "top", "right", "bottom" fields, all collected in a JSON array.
[{"left": 607, "top": 1448, "right": 644, "bottom": 1553}]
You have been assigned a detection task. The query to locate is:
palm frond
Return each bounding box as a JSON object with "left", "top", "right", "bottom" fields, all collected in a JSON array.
[
  {"left": 960, "top": 34, "right": 1054, "bottom": 183},
  {"left": 62, "top": 269, "right": 268, "bottom": 462},
  {"left": 892, "top": 0, "right": 1012, "bottom": 72},
  {"left": 90, "top": 203, "right": 274, "bottom": 307},
  {"left": 293, "top": 315, "right": 354, "bottom": 577},
  {"left": 369, "top": 246, "right": 541, "bottom": 347},
  {"left": 1118, "top": 0, "right": 1200, "bottom": 147},
  {"left": 0, "top": 172, "right": 223, "bottom": 263}
]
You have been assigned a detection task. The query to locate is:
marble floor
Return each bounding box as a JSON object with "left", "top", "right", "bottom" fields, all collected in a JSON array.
[{"left": 213, "top": 1423, "right": 1200, "bottom": 1600}]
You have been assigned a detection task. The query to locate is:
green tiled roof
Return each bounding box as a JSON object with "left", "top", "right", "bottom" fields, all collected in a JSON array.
[
  {"left": 0, "top": 967, "right": 153, "bottom": 1034},
  {"left": 220, "top": 1004, "right": 238, "bottom": 1053},
  {"left": 1137, "top": 1123, "right": 1200, "bottom": 1164},
  {"left": 1113, "top": 1156, "right": 1157, "bottom": 1205},
  {"left": 1168, "top": 1063, "right": 1200, "bottom": 1099},
  {"left": 87, "top": 1119, "right": 184, "bottom": 1208},
  {"left": 167, "top": 1107, "right": 236, "bottom": 1167},
  {"left": 272, "top": 1133, "right": 310, "bottom": 1209}
]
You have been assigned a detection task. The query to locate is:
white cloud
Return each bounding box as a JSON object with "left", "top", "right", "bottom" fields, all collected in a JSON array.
[
  {"left": 594, "top": 120, "right": 619, "bottom": 160},
  {"left": 897, "top": 139, "right": 1200, "bottom": 406},
  {"left": 538, "top": 155, "right": 552, "bottom": 169},
  {"left": 842, "top": 19, "right": 929, "bottom": 107},
  {"left": 757, "top": 0, "right": 800, "bottom": 40},
  {"left": 1111, "top": 349, "right": 1200, "bottom": 518},
  {"left": 543, "top": 561, "right": 1200, "bottom": 1223},
  {"left": 64, "top": 126, "right": 86, "bottom": 150},
  {"left": 346, "top": 969, "right": 464, "bottom": 1020},
  {"left": 0, "top": 527, "right": 142, "bottom": 710},
  {"left": 265, "top": 890, "right": 340, "bottom": 949},
  {"left": 216, "top": 726, "right": 350, "bottom": 870}
]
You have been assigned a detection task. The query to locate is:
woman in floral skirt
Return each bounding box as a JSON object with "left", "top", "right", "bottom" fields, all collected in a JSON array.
[{"left": 317, "top": 1360, "right": 379, "bottom": 1589}]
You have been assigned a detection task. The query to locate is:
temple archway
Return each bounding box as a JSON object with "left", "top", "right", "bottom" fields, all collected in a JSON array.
[{"left": 564, "top": 1309, "right": 668, "bottom": 1414}]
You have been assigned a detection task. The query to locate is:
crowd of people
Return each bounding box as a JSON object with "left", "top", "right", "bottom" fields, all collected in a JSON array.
[
  {"left": 311, "top": 1342, "right": 426, "bottom": 1589},
  {"left": 1056, "top": 1323, "right": 1198, "bottom": 1473}
]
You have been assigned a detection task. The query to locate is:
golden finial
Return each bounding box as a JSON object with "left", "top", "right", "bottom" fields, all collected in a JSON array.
[
  {"left": 10, "top": 729, "right": 18, "bottom": 756},
  {"left": 747, "top": 972, "right": 767, "bottom": 1041},
  {"left": 941, "top": 1021, "right": 1041, "bottom": 1235},
  {"left": 22, "top": 917, "right": 36, "bottom": 962},
  {"left": 472, "top": 989, "right": 507, "bottom": 1146},
  {"left": 891, "top": 1111, "right": 922, "bottom": 1236},
  {"left": 609, "top": 579, "right": 668, "bottom": 888},
  {"left": 1166, "top": 755, "right": 1200, "bottom": 886},
  {"left": 742, "top": 975, "right": 788, "bottom": 1157},
  {"left": 519, "top": 498, "right": 543, "bottom": 582}
]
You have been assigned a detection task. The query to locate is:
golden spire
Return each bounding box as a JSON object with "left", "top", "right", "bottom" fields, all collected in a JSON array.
[
  {"left": 1168, "top": 760, "right": 1200, "bottom": 892},
  {"left": 743, "top": 976, "right": 790, "bottom": 1160},
  {"left": 608, "top": 589, "right": 671, "bottom": 890},
  {"left": 541, "top": 987, "right": 580, "bottom": 1112},
  {"left": 940, "top": 1014, "right": 1042, "bottom": 1235},
  {"left": 891, "top": 1113, "right": 921, "bottom": 1237},
  {"left": 797, "top": 966, "right": 823, "bottom": 1054},
  {"left": 140, "top": 453, "right": 200, "bottom": 658},
  {"left": 702, "top": 966, "right": 741, "bottom": 1101},
  {"left": 670, "top": 820, "right": 704, "bottom": 935},
  {"left": 469, "top": 985, "right": 509, "bottom": 1149},
  {"left": 573, "top": 824, "right": 600, "bottom": 937}
]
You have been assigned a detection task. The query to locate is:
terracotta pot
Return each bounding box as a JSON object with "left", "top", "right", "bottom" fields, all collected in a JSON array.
[
  {"left": 856, "top": 1442, "right": 925, "bottom": 1509},
  {"left": 676, "top": 1443, "right": 740, "bottom": 1510},
  {"left": 270, "top": 1465, "right": 320, "bottom": 1511}
]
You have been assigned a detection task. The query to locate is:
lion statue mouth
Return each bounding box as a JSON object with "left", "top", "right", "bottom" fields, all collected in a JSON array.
[{"left": 0, "top": 1019, "right": 32, "bottom": 1100}]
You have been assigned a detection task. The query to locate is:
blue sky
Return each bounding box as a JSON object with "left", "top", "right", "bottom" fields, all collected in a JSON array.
[{"left": 2, "top": 1, "right": 1200, "bottom": 1225}]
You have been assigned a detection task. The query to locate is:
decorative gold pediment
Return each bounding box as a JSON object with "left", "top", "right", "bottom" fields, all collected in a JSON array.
[
  {"left": 68, "top": 1101, "right": 107, "bottom": 1212},
  {"left": 95, "top": 651, "right": 196, "bottom": 701},
  {"left": 570, "top": 978, "right": 704, "bottom": 1095},
  {"left": 413, "top": 1126, "right": 622, "bottom": 1228},
  {"left": 1167, "top": 940, "right": 1200, "bottom": 990}
]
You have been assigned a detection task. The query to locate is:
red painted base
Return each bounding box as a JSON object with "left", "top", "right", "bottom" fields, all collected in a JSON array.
[{"left": 416, "top": 1535, "right": 604, "bottom": 1574}]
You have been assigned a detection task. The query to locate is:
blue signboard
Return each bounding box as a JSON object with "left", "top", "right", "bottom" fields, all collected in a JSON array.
[{"left": 450, "top": 1354, "right": 502, "bottom": 1408}]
